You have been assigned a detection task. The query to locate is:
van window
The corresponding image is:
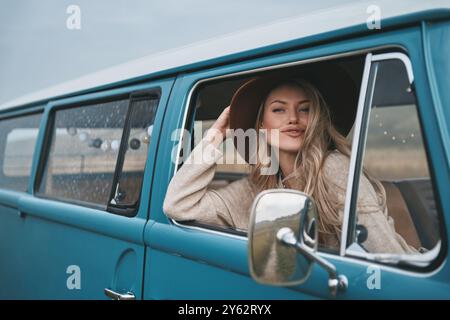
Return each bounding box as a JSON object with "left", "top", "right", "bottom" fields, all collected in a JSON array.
[
  {"left": 187, "top": 78, "right": 254, "bottom": 230},
  {"left": 109, "top": 96, "right": 159, "bottom": 211},
  {"left": 37, "top": 100, "right": 128, "bottom": 207},
  {"left": 0, "top": 113, "right": 42, "bottom": 191},
  {"left": 37, "top": 94, "right": 160, "bottom": 213},
  {"left": 179, "top": 78, "right": 255, "bottom": 197},
  {"left": 172, "top": 56, "right": 364, "bottom": 246},
  {"left": 350, "top": 58, "right": 440, "bottom": 256}
]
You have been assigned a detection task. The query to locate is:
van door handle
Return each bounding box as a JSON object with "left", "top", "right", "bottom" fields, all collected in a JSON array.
[{"left": 104, "top": 288, "right": 135, "bottom": 300}]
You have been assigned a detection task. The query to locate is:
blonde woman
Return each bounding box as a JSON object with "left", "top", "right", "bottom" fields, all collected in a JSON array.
[{"left": 163, "top": 69, "right": 417, "bottom": 254}]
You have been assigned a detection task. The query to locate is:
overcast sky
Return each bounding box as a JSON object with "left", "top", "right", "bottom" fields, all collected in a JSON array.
[{"left": 0, "top": 0, "right": 354, "bottom": 105}]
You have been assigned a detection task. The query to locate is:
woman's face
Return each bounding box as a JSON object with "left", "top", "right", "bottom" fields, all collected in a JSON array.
[{"left": 261, "top": 83, "right": 311, "bottom": 154}]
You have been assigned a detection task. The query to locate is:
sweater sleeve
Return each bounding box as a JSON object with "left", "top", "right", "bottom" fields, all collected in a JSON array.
[
  {"left": 324, "top": 152, "right": 418, "bottom": 254},
  {"left": 357, "top": 207, "right": 418, "bottom": 254},
  {"left": 163, "top": 138, "right": 255, "bottom": 230}
]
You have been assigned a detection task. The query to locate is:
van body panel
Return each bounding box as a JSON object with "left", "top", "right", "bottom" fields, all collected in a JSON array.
[{"left": 0, "top": 78, "right": 174, "bottom": 299}]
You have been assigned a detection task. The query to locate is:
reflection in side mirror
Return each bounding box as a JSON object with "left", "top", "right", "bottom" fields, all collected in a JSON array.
[
  {"left": 248, "top": 189, "right": 348, "bottom": 296},
  {"left": 248, "top": 189, "right": 317, "bottom": 286}
]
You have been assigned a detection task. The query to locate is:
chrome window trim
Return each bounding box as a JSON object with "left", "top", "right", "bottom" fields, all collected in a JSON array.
[
  {"left": 372, "top": 52, "right": 414, "bottom": 83},
  {"left": 171, "top": 219, "right": 247, "bottom": 240},
  {"left": 345, "top": 240, "right": 441, "bottom": 268},
  {"left": 339, "top": 53, "right": 373, "bottom": 256},
  {"left": 320, "top": 244, "right": 445, "bottom": 278}
]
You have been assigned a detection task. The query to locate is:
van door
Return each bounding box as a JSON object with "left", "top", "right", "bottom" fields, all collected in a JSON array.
[
  {"left": 0, "top": 78, "right": 174, "bottom": 299},
  {"left": 144, "top": 24, "right": 449, "bottom": 299},
  {"left": 321, "top": 46, "right": 449, "bottom": 297},
  {"left": 144, "top": 74, "right": 326, "bottom": 299}
]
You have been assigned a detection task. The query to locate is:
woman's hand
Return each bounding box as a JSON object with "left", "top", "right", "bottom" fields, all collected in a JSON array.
[{"left": 205, "top": 106, "right": 230, "bottom": 146}]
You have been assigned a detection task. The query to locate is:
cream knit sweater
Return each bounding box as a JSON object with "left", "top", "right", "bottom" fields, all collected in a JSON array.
[{"left": 163, "top": 138, "right": 416, "bottom": 254}]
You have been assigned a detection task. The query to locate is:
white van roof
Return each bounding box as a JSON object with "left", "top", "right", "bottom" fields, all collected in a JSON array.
[{"left": 1, "top": 0, "right": 449, "bottom": 111}]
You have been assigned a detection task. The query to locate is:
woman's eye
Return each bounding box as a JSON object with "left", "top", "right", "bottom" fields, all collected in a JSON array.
[
  {"left": 272, "top": 108, "right": 284, "bottom": 113},
  {"left": 299, "top": 107, "right": 310, "bottom": 113}
]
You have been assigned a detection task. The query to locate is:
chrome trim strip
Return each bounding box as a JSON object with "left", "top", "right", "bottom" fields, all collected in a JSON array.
[
  {"left": 340, "top": 53, "right": 373, "bottom": 256},
  {"left": 346, "top": 241, "right": 441, "bottom": 267},
  {"left": 171, "top": 219, "right": 247, "bottom": 240},
  {"left": 372, "top": 52, "right": 414, "bottom": 83},
  {"left": 320, "top": 248, "right": 445, "bottom": 278}
]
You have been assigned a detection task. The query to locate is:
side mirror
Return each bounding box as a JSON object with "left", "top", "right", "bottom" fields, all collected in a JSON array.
[{"left": 248, "top": 189, "right": 347, "bottom": 296}]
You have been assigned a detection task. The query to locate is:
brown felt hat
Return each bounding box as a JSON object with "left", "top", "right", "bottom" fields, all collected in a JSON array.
[{"left": 229, "top": 63, "right": 358, "bottom": 163}]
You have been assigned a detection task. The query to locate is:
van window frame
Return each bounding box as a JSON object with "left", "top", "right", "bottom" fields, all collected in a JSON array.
[
  {"left": 170, "top": 47, "right": 446, "bottom": 272},
  {"left": 107, "top": 89, "right": 161, "bottom": 217},
  {"left": 34, "top": 94, "right": 129, "bottom": 212},
  {"left": 34, "top": 89, "right": 161, "bottom": 217},
  {"left": 340, "top": 52, "right": 446, "bottom": 272},
  {"left": 170, "top": 49, "right": 371, "bottom": 242}
]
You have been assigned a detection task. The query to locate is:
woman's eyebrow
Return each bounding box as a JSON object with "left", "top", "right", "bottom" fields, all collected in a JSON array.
[{"left": 269, "top": 99, "right": 310, "bottom": 105}]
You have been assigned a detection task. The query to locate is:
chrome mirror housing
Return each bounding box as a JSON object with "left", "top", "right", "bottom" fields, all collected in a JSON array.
[
  {"left": 248, "top": 189, "right": 347, "bottom": 295},
  {"left": 248, "top": 189, "right": 317, "bottom": 286}
]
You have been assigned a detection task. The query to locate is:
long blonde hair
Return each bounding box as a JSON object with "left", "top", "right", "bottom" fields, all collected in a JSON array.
[{"left": 249, "top": 79, "right": 386, "bottom": 246}]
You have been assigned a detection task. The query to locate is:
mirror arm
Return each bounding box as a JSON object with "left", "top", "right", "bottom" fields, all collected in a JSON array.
[
  {"left": 277, "top": 228, "right": 348, "bottom": 296},
  {"left": 295, "top": 242, "right": 338, "bottom": 279}
]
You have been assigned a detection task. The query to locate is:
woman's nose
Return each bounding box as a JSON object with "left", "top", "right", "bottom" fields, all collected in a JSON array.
[{"left": 288, "top": 110, "right": 299, "bottom": 124}]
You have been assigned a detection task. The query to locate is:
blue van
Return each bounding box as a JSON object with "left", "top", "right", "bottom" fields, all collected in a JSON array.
[{"left": 0, "top": 1, "right": 449, "bottom": 299}]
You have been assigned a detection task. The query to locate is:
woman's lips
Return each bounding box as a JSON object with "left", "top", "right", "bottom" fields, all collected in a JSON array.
[{"left": 282, "top": 129, "right": 304, "bottom": 138}]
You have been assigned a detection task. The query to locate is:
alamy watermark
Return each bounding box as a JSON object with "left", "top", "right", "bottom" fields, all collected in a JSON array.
[
  {"left": 366, "top": 5, "right": 381, "bottom": 30},
  {"left": 172, "top": 126, "right": 283, "bottom": 175},
  {"left": 366, "top": 265, "right": 381, "bottom": 290},
  {"left": 66, "top": 5, "right": 81, "bottom": 30},
  {"left": 66, "top": 265, "right": 81, "bottom": 290}
]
